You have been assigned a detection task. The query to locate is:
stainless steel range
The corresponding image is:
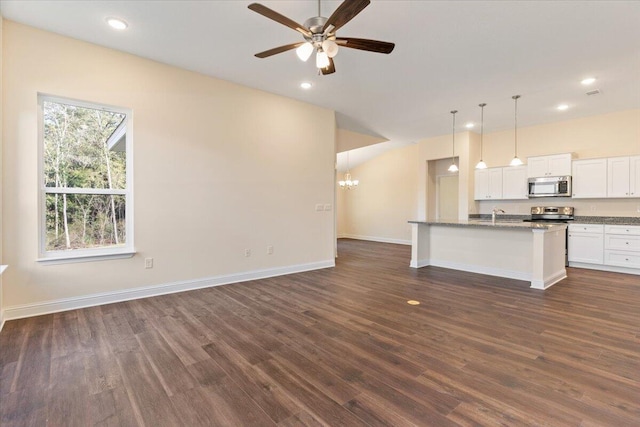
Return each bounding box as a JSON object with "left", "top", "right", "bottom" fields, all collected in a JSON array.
[
  {"left": 523, "top": 206, "right": 575, "bottom": 223},
  {"left": 523, "top": 206, "right": 574, "bottom": 266}
]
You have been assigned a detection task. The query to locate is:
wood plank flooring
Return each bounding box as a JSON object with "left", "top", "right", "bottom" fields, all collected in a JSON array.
[{"left": 1, "top": 238, "right": 639, "bottom": 426}]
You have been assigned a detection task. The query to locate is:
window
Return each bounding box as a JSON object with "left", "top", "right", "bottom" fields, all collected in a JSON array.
[{"left": 38, "top": 95, "right": 133, "bottom": 263}]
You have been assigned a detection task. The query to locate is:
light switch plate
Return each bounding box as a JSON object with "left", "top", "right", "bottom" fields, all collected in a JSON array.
[
  {"left": 315, "top": 204, "right": 324, "bottom": 212},
  {"left": 324, "top": 204, "right": 332, "bottom": 211}
]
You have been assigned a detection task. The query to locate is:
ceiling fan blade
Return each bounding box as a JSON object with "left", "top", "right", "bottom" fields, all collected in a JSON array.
[
  {"left": 255, "top": 42, "right": 304, "bottom": 58},
  {"left": 321, "top": 57, "right": 336, "bottom": 75},
  {"left": 335, "top": 37, "right": 395, "bottom": 54},
  {"left": 322, "top": 0, "right": 370, "bottom": 33},
  {"left": 248, "top": 3, "right": 312, "bottom": 37}
]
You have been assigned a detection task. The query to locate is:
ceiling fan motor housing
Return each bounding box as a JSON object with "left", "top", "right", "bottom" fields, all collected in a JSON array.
[{"left": 303, "top": 16, "right": 329, "bottom": 35}]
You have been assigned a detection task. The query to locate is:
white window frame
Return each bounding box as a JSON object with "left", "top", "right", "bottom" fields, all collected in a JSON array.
[{"left": 37, "top": 94, "right": 135, "bottom": 264}]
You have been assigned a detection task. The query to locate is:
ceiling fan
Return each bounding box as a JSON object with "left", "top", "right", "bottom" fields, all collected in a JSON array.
[{"left": 248, "top": 0, "right": 395, "bottom": 75}]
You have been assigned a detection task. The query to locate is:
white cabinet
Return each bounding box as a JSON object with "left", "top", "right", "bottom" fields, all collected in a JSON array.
[
  {"left": 474, "top": 168, "right": 503, "bottom": 200},
  {"left": 629, "top": 155, "right": 640, "bottom": 197},
  {"left": 568, "top": 224, "right": 604, "bottom": 265},
  {"left": 607, "top": 156, "right": 640, "bottom": 198},
  {"left": 607, "top": 157, "right": 631, "bottom": 197},
  {"left": 501, "top": 165, "right": 528, "bottom": 199},
  {"left": 527, "top": 153, "right": 572, "bottom": 178},
  {"left": 572, "top": 158, "right": 607, "bottom": 198},
  {"left": 604, "top": 225, "right": 640, "bottom": 269}
]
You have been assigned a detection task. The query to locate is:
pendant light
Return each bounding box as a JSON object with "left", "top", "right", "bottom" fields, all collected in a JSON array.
[
  {"left": 475, "top": 103, "right": 488, "bottom": 169},
  {"left": 338, "top": 151, "right": 359, "bottom": 190},
  {"left": 510, "top": 95, "right": 524, "bottom": 166},
  {"left": 448, "top": 110, "right": 459, "bottom": 173}
]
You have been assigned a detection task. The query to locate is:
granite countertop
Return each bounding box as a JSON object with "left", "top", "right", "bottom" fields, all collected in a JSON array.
[
  {"left": 467, "top": 214, "right": 640, "bottom": 226},
  {"left": 408, "top": 219, "right": 565, "bottom": 230},
  {"left": 571, "top": 216, "right": 640, "bottom": 225}
]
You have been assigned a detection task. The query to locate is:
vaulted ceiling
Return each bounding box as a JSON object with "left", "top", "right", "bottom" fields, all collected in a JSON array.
[{"left": 2, "top": 1, "right": 639, "bottom": 170}]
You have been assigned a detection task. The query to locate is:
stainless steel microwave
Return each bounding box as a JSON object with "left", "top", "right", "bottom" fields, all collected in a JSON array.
[{"left": 527, "top": 176, "right": 572, "bottom": 198}]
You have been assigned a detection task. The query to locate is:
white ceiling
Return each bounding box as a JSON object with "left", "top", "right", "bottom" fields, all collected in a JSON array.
[{"left": 2, "top": 0, "right": 640, "bottom": 171}]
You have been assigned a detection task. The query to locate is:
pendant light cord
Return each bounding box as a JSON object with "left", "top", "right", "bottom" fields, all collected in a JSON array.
[
  {"left": 479, "top": 103, "right": 486, "bottom": 159},
  {"left": 513, "top": 95, "right": 520, "bottom": 157},
  {"left": 451, "top": 110, "right": 457, "bottom": 161},
  {"left": 318, "top": 0, "right": 321, "bottom": 16}
]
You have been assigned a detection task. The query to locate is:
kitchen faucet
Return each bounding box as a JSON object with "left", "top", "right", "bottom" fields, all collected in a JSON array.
[{"left": 492, "top": 207, "right": 505, "bottom": 224}]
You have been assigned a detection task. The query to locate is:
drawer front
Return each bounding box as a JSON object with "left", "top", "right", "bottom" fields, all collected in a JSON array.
[
  {"left": 605, "top": 225, "right": 640, "bottom": 236},
  {"left": 568, "top": 224, "right": 604, "bottom": 234},
  {"left": 604, "top": 250, "right": 640, "bottom": 269},
  {"left": 605, "top": 234, "right": 640, "bottom": 252}
]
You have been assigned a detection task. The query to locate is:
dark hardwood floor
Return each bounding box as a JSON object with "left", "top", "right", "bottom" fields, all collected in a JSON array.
[{"left": 1, "top": 239, "right": 639, "bottom": 426}]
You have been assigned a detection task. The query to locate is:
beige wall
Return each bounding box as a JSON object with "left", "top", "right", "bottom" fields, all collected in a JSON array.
[
  {"left": 2, "top": 21, "right": 336, "bottom": 309},
  {"left": 341, "top": 109, "right": 640, "bottom": 243},
  {"left": 337, "top": 144, "right": 418, "bottom": 244},
  {"left": 476, "top": 109, "right": 640, "bottom": 216},
  {"left": 418, "top": 131, "right": 474, "bottom": 220},
  {"left": 482, "top": 109, "right": 640, "bottom": 165}
]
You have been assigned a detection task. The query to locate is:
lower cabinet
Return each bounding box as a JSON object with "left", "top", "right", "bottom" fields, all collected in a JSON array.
[
  {"left": 568, "top": 224, "right": 604, "bottom": 264},
  {"left": 604, "top": 225, "right": 640, "bottom": 269},
  {"left": 569, "top": 223, "right": 640, "bottom": 273}
]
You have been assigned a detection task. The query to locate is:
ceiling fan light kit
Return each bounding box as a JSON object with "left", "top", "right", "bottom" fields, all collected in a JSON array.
[
  {"left": 248, "top": 0, "right": 395, "bottom": 75},
  {"left": 296, "top": 42, "right": 314, "bottom": 61}
]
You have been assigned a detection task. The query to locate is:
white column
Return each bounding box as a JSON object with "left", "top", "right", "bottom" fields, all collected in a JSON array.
[
  {"left": 410, "top": 223, "right": 431, "bottom": 268},
  {"left": 530, "top": 227, "right": 567, "bottom": 289}
]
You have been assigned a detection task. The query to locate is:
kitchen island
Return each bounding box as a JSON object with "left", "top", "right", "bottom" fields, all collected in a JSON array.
[{"left": 409, "top": 219, "right": 567, "bottom": 289}]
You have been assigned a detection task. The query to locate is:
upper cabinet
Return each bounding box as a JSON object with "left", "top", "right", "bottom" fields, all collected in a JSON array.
[
  {"left": 475, "top": 166, "right": 527, "bottom": 200},
  {"left": 502, "top": 165, "right": 528, "bottom": 199},
  {"left": 527, "top": 153, "right": 572, "bottom": 178},
  {"left": 608, "top": 156, "right": 640, "bottom": 198},
  {"left": 474, "top": 168, "right": 503, "bottom": 200},
  {"left": 631, "top": 156, "right": 640, "bottom": 197},
  {"left": 572, "top": 158, "right": 607, "bottom": 198}
]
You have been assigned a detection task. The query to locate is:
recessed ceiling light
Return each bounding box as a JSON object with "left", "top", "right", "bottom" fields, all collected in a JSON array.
[
  {"left": 465, "top": 122, "right": 474, "bottom": 129},
  {"left": 581, "top": 77, "right": 596, "bottom": 85},
  {"left": 300, "top": 82, "right": 312, "bottom": 90},
  {"left": 557, "top": 104, "right": 569, "bottom": 111},
  {"left": 106, "top": 17, "right": 128, "bottom": 30}
]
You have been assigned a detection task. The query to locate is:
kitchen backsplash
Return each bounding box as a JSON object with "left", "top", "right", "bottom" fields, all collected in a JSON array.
[{"left": 475, "top": 198, "right": 640, "bottom": 218}]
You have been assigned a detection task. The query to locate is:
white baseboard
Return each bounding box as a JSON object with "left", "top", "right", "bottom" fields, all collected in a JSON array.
[
  {"left": 338, "top": 234, "right": 411, "bottom": 246},
  {"left": 1, "top": 259, "right": 335, "bottom": 323},
  {"left": 424, "top": 258, "right": 531, "bottom": 282},
  {"left": 569, "top": 262, "right": 640, "bottom": 276},
  {"left": 410, "top": 259, "right": 430, "bottom": 268},
  {"left": 530, "top": 269, "right": 567, "bottom": 290}
]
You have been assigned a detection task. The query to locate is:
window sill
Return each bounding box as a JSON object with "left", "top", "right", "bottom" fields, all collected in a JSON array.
[{"left": 37, "top": 250, "right": 136, "bottom": 265}]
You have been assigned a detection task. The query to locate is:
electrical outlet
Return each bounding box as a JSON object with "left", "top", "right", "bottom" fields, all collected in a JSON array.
[
  {"left": 324, "top": 204, "right": 332, "bottom": 211},
  {"left": 267, "top": 245, "right": 274, "bottom": 255},
  {"left": 244, "top": 249, "right": 251, "bottom": 257},
  {"left": 315, "top": 204, "right": 324, "bottom": 212},
  {"left": 590, "top": 205, "right": 597, "bottom": 212},
  {"left": 144, "top": 258, "right": 153, "bottom": 269}
]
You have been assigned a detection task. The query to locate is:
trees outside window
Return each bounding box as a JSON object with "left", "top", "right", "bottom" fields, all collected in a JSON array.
[{"left": 39, "top": 96, "right": 133, "bottom": 260}]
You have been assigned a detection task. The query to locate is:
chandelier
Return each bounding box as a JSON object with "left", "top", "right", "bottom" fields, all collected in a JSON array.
[{"left": 339, "top": 151, "right": 359, "bottom": 190}]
